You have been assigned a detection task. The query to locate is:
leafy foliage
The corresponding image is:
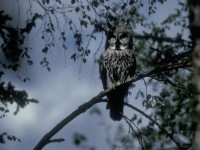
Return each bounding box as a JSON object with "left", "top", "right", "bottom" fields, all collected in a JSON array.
[
  {"left": 0, "top": 10, "right": 38, "bottom": 106},
  {"left": 0, "top": 82, "right": 38, "bottom": 115},
  {"left": 0, "top": 10, "right": 38, "bottom": 143}
]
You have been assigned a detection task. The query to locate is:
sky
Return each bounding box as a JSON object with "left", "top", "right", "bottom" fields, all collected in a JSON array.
[{"left": 0, "top": 0, "right": 187, "bottom": 150}]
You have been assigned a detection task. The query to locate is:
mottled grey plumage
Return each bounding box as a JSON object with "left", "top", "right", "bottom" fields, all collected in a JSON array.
[{"left": 99, "top": 26, "right": 136, "bottom": 121}]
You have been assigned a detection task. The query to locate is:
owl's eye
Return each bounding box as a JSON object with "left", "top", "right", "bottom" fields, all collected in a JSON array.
[
  {"left": 110, "top": 34, "right": 117, "bottom": 39},
  {"left": 120, "top": 33, "right": 128, "bottom": 39}
]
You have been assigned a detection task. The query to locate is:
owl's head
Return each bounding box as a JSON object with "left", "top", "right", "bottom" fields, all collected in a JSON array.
[{"left": 106, "top": 26, "right": 133, "bottom": 50}]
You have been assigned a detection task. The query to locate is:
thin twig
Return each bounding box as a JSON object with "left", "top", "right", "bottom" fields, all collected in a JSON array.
[{"left": 123, "top": 115, "right": 145, "bottom": 150}]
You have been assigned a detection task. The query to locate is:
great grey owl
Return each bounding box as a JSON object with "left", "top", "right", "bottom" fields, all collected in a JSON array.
[{"left": 99, "top": 26, "right": 137, "bottom": 121}]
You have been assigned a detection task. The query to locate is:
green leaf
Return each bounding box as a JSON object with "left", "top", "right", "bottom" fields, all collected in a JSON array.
[
  {"left": 47, "top": 67, "right": 51, "bottom": 72},
  {"left": 71, "top": 0, "right": 75, "bottom": 4},
  {"left": 147, "top": 94, "right": 151, "bottom": 100},
  {"left": 71, "top": 53, "right": 77, "bottom": 61},
  {"left": 42, "top": 47, "right": 48, "bottom": 53},
  {"left": 121, "top": 3, "right": 127, "bottom": 10},
  {"left": 80, "top": 20, "right": 88, "bottom": 27},
  {"left": 75, "top": 7, "right": 80, "bottom": 12},
  {"left": 86, "top": 5, "right": 91, "bottom": 11},
  {"left": 85, "top": 49, "right": 90, "bottom": 56},
  {"left": 55, "top": 0, "right": 61, "bottom": 4},
  {"left": 82, "top": 58, "right": 86, "bottom": 63},
  {"left": 73, "top": 132, "right": 87, "bottom": 146},
  {"left": 92, "top": 1, "right": 99, "bottom": 8},
  {"left": 129, "top": 0, "right": 135, "bottom": 5}
]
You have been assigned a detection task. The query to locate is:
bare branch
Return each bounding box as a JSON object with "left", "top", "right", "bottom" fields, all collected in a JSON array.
[{"left": 48, "top": 138, "right": 65, "bottom": 144}]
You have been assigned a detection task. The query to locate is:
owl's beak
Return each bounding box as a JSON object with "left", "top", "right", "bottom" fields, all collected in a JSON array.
[{"left": 116, "top": 38, "right": 120, "bottom": 50}]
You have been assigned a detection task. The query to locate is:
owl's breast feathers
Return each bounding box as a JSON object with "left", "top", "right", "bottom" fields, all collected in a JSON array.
[{"left": 99, "top": 48, "right": 136, "bottom": 90}]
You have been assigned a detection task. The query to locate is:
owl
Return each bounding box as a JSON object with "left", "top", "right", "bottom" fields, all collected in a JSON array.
[{"left": 99, "top": 26, "right": 136, "bottom": 121}]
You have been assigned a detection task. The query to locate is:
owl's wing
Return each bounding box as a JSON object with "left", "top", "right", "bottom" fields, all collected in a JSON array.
[
  {"left": 99, "top": 53, "right": 107, "bottom": 90},
  {"left": 129, "top": 51, "right": 137, "bottom": 77}
]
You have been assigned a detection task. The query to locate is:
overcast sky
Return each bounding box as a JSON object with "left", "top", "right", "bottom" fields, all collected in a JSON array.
[{"left": 0, "top": 0, "right": 186, "bottom": 150}]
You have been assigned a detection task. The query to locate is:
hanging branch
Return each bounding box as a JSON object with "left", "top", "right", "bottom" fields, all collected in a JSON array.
[
  {"left": 123, "top": 115, "right": 146, "bottom": 149},
  {"left": 33, "top": 62, "right": 191, "bottom": 150}
]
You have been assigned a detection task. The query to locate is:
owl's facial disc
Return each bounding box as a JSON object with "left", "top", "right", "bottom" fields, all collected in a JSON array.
[
  {"left": 109, "top": 41, "right": 128, "bottom": 50},
  {"left": 108, "top": 32, "right": 129, "bottom": 50}
]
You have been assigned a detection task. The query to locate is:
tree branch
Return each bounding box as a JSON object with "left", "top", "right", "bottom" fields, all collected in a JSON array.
[{"left": 33, "top": 62, "right": 191, "bottom": 150}]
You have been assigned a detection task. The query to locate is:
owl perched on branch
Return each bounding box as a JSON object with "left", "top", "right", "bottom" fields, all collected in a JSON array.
[{"left": 99, "top": 26, "right": 136, "bottom": 121}]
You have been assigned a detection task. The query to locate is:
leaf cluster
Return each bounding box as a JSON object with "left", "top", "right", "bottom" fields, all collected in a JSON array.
[{"left": 0, "top": 132, "right": 21, "bottom": 144}]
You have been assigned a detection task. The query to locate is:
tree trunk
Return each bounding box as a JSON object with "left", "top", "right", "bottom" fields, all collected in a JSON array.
[{"left": 188, "top": 0, "right": 200, "bottom": 149}]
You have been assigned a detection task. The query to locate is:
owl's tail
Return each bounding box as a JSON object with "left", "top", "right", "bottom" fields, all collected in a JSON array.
[
  {"left": 107, "top": 86, "right": 128, "bottom": 121},
  {"left": 108, "top": 96, "right": 124, "bottom": 121}
]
